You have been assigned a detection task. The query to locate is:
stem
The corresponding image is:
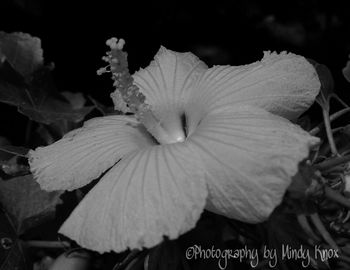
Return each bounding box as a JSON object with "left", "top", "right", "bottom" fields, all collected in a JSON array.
[
  {"left": 324, "top": 187, "right": 350, "bottom": 209},
  {"left": 342, "top": 149, "right": 350, "bottom": 156},
  {"left": 322, "top": 108, "right": 338, "bottom": 156},
  {"left": 332, "top": 126, "right": 345, "bottom": 134},
  {"left": 113, "top": 250, "right": 141, "bottom": 270},
  {"left": 143, "top": 255, "right": 149, "bottom": 270},
  {"left": 314, "top": 155, "right": 350, "bottom": 170},
  {"left": 297, "top": 214, "right": 321, "bottom": 241},
  {"left": 310, "top": 213, "right": 339, "bottom": 250},
  {"left": 330, "top": 107, "right": 350, "bottom": 121},
  {"left": 310, "top": 107, "right": 350, "bottom": 135},
  {"left": 25, "top": 240, "right": 70, "bottom": 249},
  {"left": 330, "top": 93, "right": 350, "bottom": 108}
]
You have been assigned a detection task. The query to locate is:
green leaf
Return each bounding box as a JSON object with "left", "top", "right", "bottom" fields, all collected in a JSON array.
[
  {"left": 0, "top": 175, "right": 62, "bottom": 234},
  {"left": 0, "top": 208, "right": 27, "bottom": 270},
  {"left": 0, "top": 67, "right": 94, "bottom": 125},
  {"left": 0, "top": 32, "right": 43, "bottom": 78}
]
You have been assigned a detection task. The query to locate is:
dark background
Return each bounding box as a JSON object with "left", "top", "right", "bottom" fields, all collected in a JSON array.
[{"left": 1, "top": 0, "right": 350, "bottom": 144}]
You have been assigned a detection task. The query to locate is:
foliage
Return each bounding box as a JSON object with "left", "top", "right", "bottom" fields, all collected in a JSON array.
[
  {"left": 0, "top": 175, "right": 62, "bottom": 235},
  {"left": 0, "top": 31, "right": 94, "bottom": 136},
  {"left": 0, "top": 32, "right": 95, "bottom": 270}
]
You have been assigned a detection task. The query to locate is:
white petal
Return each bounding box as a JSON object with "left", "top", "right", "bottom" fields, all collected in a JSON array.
[
  {"left": 188, "top": 105, "right": 319, "bottom": 223},
  {"left": 59, "top": 143, "right": 207, "bottom": 253},
  {"left": 190, "top": 51, "right": 320, "bottom": 120},
  {"left": 133, "top": 46, "right": 207, "bottom": 116},
  {"left": 29, "top": 115, "right": 155, "bottom": 191}
]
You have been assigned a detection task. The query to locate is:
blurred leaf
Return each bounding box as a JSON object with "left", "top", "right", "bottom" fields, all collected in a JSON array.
[
  {"left": 342, "top": 56, "right": 350, "bottom": 83},
  {"left": 0, "top": 32, "right": 94, "bottom": 125},
  {"left": 0, "top": 67, "right": 94, "bottom": 125},
  {"left": 61, "top": 92, "right": 86, "bottom": 110},
  {"left": 20, "top": 104, "right": 93, "bottom": 125},
  {"left": 261, "top": 16, "right": 306, "bottom": 47},
  {"left": 0, "top": 32, "right": 43, "bottom": 78},
  {"left": 13, "top": 0, "right": 43, "bottom": 17},
  {"left": 0, "top": 208, "right": 27, "bottom": 270},
  {"left": 0, "top": 175, "right": 62, "bottom": 234},
  {"left": 0, "top": 156, "right": 29, "bottom": 178},
  {"left": 308, "top": 59, "right": 334, "bottom": 110}
]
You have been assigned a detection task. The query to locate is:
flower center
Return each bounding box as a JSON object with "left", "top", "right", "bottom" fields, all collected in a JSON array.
[{"left": 139, "top": 110, "right": 187, "bottom": 145}]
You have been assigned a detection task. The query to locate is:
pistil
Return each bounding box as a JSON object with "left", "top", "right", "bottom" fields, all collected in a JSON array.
[{"left": 98, "top": 38, "right": 186, "bottom": 145}]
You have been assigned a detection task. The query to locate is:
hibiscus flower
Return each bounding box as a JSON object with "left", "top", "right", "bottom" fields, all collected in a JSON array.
[{"left": 29, "top": 38, "right": 320, "bottom": 253}]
